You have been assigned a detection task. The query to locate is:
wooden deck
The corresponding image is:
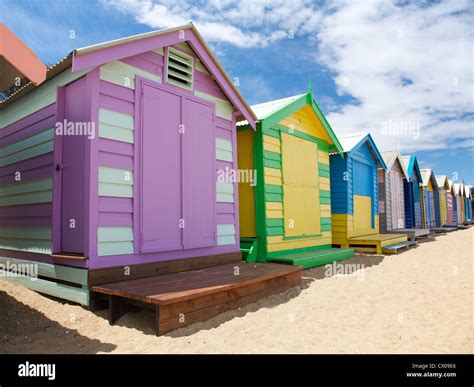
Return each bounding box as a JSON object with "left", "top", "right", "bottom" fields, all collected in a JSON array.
[
  {"left": 388, "top": 228, "right": 431, "bottom": 241},
  {"left": 91, "top": 262, "right": 302, "bottom": 335},
  {"left": 335, "top": 233, "right": 409, "bottom": 254}
]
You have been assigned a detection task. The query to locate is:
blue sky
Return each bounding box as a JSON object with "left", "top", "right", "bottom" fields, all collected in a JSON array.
[{"left": 1, "top": 0, "right": 472, "bottom": 184}]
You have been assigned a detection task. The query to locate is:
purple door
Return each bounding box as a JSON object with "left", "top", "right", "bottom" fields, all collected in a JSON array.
[
  {"left": 140, "top": 84, "right": 182, "bottom": 252},
  {"left": 182, "top": 98, "right": 216, "bottom": 248},
  {"left": 139, "top": 83, "right": 216, "bottom": 253},
  {"left": 60, "top": 79, "right": 86, "bottom": 253}
]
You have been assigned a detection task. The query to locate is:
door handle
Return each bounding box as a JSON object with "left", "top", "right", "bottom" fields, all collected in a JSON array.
[{"left": 55, "top": 164, "right": 63, "bottom": 172}]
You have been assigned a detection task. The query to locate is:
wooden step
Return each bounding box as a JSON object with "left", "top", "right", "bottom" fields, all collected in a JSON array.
[
  {"left": 382, "top": 240, "right": 417, "bottom": 254},
  {"left": 268, "top": 248, "right": 354, "bottom": 269}
]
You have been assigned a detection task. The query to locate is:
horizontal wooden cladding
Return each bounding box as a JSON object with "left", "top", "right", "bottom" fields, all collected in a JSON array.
[
  {"left": 266, "top": 231, "right": 332, "bottom": 252},
  {"left": 0, "top": 68, "right": 89, "bottom": 129},
  {"left": 88, "top": 251, "right": 243, "bottom": 286},
  {"left": 0, "top": 153, "right": 54, "bottom": 185},
  {"left": 0, "top": 177, "right": 52, "bottom": 206},
  {"left": 0, "top": 226, "right": 52, "bottom": 254},
  {"left": 98, "top": 108, "right": 134, "bottom": 144},
  {"left": 0, "top": 103, "right": 56, "bottom": 145},
  {"left": 0, "top": 128, "right": 54, "bottom": 167}
]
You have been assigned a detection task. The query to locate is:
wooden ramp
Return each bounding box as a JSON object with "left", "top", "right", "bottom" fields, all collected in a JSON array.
[
  {"left": 268, "top": 248, "right": 354, "bottom": 269},
  {"left": 382, "top": 240, "right": 417, "bottom": 254},
  {"left": 388, "top": 228, "right": 431, "bottom": 241},
  {"left": 91, "top": 262, "right": 302, "bottom": 336},
  {"left": 336, "top": 233, "right": 409, "bottom": 254}
]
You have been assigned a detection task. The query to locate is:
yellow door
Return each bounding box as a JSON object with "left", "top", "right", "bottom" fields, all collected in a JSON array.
[
  {"left": 237, "top": 129, "right": 256, "bottom": 237},
  {"left": 281, "top": 133, "right": 320, "bottom": 237}
]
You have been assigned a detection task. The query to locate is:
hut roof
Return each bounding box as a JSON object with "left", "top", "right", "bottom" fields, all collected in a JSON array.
[
  {"left": 420, "top": 168, "right": 438, "bottom": 189},
  {"left": 335, "top": 132, "right": 388, "bottom": 169},
  {"left": 435, "top": 175, "right": 449, "bottom": 189},
  {"left": 380, "top": 149, "right": 409, "bottom": 179},
  {"left": 0, "top": 23, "right": 257, "bottom": 127},
  {"left": 238, "top": 92, "right": 344, "bottom": 155}
]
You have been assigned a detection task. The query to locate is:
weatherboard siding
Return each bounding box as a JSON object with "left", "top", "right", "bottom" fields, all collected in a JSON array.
[
  {"left": 94, "top": 42, "right": 238, "bottom": 260},
  {"left": 260, "top": 107, "right": 334, "bottom": 253},
  {"left": 0, "top": 99, "right": 57, "bottom": 255}
]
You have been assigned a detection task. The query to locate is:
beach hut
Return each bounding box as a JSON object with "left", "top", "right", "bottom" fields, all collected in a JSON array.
[
  {"left": 378, "top": 150, "right": 409, "bottom": 232},
  {"left": 470, "top": 186, "right": 474, "bottom": 224},
  {"left": 435, "top": 175, "right": 450, "bottom": 226},
  {"left": 464, "top": 185, "right": 472, "bottom": 223},
  {"left": 445, "top": 179, "right": 455, "bottom": 226},
  {"left": 401, "top": 155, "right": 424, "bottom": 229},
  {"left": 454, "top": 182, "right": 465, "bottom": 225},
  {"left": 0, "top": 24, "right": 302, "bottom": 335},
  {"left": 236, "top": 91, "right": 354, "bottom": 269},
  {"left": 420, "top": 169, "right": 440, "bottom": 229},
  {"left": 329, "top": 133, "right": 411, "bottom": 254}
]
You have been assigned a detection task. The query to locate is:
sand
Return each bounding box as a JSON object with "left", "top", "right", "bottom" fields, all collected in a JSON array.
[{"left": 1, "top": 228, "right": 472, "bottom": 354}]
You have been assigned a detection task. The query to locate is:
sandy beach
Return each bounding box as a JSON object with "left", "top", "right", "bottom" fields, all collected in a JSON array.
[{"left": 1, "top": 228, "right": 472, "bottom": 354}]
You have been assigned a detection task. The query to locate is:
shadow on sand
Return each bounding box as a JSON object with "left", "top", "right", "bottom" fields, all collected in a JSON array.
[{"left": 0, "top": 291, "right": 116, "bottom": 354}]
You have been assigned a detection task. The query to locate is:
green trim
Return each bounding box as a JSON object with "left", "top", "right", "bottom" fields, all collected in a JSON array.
[
  {"left": 320, "top": 190, "right": 331, "bottom": 199},
  {"left": 319, "top": 168, "right": 330, "bottom": 178},
  {"left": 319, "top": 163, "right": 330, "bottom": 173},
  {"left": 263, "top": 159, "right": 281, "bottom": 169},
  {"left": 307, "top": 93, "right": 344, "bottom": 157},
  {"left": 266, "top": 219, "right": 284, "bottom": 227},
  {"left": 321, "top": 223, "right": 332, "bottom": 231},
  {"left": 271, "top": 124, "right": 331, "bottom": 151},
  {"left": 253, "top": 123, "right": 269, "bottom": 262},
  {"left": 256, "top": 91, "right": 344, "bottom": 157},
  {"left": 267, "top": 244, "right": 333, "bottom": 257},
  {"left": 264, "top": 185, "right": 282, "bottom": 194},
  {"left": 268, "top": 247, "right": 355, "bottom": 269},
  {"left": 320, "top": 197, "right": 331, "bottom": 205},
  {"left": 283, "top": 233, "right": 323, "bottom": 241},
  {"left": 263, "top": 128, "right": 280, "bottom": 139},
  {"left": 265, "top": 193, "right": 283, "bottom": 202},
  {"left": 266, "top": 226, "right": 284, "bottom": 236},
  {"left": 263, "top": 151, "right": 281, "bottom": 162},
  {"left": 320, "top": 217, "right": 332, "bottom": 225},
  {"left": 260, "top": 94, "right": 308, "bottom": 130}
]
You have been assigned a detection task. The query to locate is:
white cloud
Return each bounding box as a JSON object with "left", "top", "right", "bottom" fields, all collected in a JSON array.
[{"left": 101, "top": 0, "right": 473, "bottom": 152}]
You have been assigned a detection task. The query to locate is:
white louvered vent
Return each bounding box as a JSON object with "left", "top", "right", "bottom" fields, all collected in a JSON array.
[{"left": 166, "top": 47, "right": 194, "bottom": 90}]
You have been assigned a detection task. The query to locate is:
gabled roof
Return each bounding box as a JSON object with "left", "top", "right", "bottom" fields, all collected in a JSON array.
[
  {"left": 72, "top": 23, "right": 256, "bottom": 128},
  {"left": 453, "top": 183, "right": 460, "bottom": 196},
  {"left": 420, "top": 168, "right": 438, "bottom": 189},
  {"left": 239, "top": 94, "right": 304, "bottom": 122},
  {"left": 402, "top": 154, "right": 423, "bottom": 182},
  {"left": 465, "top": 185, "right": 472, "bottom": 199},
  {"left": 380, "top": 149, "right": 409, "bottom": 179},
  {"left": 435, "top": 175, "right": 450, "bottom": 189},
  {"left": 1, "top": 23, "right": 257, "bottom": 127},
  {"left": 336, "top": 132, "right": 388, "bottom": 170},
  {"left": 238, "top": 91, "right": 344, "bottom": 155}
]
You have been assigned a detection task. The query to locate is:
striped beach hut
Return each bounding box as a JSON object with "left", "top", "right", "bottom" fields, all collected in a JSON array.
[
  {"left": 378, "top": 149, "right": 409, "bottom": 232},
  {"left": 0, "top": 24, "right": 303, "bottom": 335},
  {"left": 401, "top": 155, "right": 424, "bottom": 229},
  {"left": 464, "top": 185, "right": 472, "bottom": 223},
  {"left": 237, "top": 91, "right": 354, "bottom": 268},
  {"left": 435, "top": 175, "right": 450, "bottom": 226},
  {"left": 446, "top": 179, "right": 455, "bottom": 225},
  {"left": 420, "top": 169, "right": 439, "bottom": 229},
  {"left": 329, "top": 133, "right": 410, "bottom": 254}
]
